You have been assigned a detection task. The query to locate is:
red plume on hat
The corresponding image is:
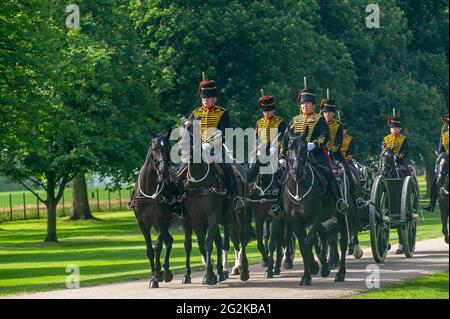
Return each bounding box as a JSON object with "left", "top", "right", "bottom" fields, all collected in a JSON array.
[{"left": 320, "top": 99, "right": 326, "bottom": 111}]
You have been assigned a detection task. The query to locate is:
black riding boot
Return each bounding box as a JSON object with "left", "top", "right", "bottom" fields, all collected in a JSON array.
[
  {"left": 223, "top": 163, "right": 244, "bottom": 210},
  {"left": 329, "top": 177, "right": 349, "bottom": 213},
  {"left": 268, "top": 189, "right": 283, "bottom": 219},
  {"left": 423, "top": 177, "right": 438, "bottom": 213}
]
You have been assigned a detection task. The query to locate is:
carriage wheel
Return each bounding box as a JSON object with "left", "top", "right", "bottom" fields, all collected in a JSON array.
[
  {"left": 369, "top": 176, "right": 391, "bottom": 263},
  {"left": 399, "top": 176, "right": 418, "bottom": 257}
]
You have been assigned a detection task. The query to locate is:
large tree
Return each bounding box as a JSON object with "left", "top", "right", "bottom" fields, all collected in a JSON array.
[{"left": 0, "top": 0, "right": 160, "bottom": 240}]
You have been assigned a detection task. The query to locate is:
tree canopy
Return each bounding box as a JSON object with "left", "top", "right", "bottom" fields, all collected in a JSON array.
[{"left": 0, "top": 0, "right": 448, "bottom": 240}]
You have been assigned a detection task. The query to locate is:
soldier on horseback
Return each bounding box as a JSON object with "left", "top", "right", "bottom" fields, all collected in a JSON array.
[
  {"left": 423, "top": 113, "right": 449, "bottom": 213},
  {"left": 254, "top": 94, "right": 287, "bottom": 218},
  {"left": 188, "top": 76, "right": 239, "bottom": 208},
  {"left": 281, "top": 86, "right": 349, "bottom": 212},
  {"left": 320, "top": 97, "right": 352, "bottom": 180},
  {"left": 381, "top": 115, "right": 410, "bottom": 177}
]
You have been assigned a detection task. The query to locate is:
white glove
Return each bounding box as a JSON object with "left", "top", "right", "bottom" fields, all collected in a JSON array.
[
  {"left": 394, "top": 155, "right": 398, "bottom": 161},
  {"left": 279, "top": 158, "right": 287, "bottom": 170},
  {"left": 202, "top": 143, "right": 212, "bottom": 152},
  {"left": 307, "top": 143, "right": 316, "bottom": 151},
  {"left": 269, "top": 146, "right": 277, "bottom": 156}
]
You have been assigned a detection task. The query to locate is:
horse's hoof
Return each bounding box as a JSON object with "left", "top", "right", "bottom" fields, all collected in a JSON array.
[
  {"left": 203, "top": 274, "right": 217, "bottom": 286},
  {"left": 182, "top": 275, "right": 191, "bottom": 284},
  {"left": 348, "top": 248, "right": 354, "bottom": 256},
  {"left": 329, "top": 259, "right": 340, "bottom": 270},
  {"left": 387, "top": 243, "right": 392, "bottom": 250},
  {"left": 445, "top": 236, "right": 449, "bottom": 244},
  {"left": 310, "top": 261, "right": 320, "bottom": 275},
  {"left": 223, "top": 271, "right": 230, "bottom": 279},
  {"left": 265, "top": 271, "right": 273, "bottom": 279},
  {"left": 164, "top": 270, "right": 173, "bottom": 283},
  {"left": 149, "top": 280, "right": 159, "bottom": 289},
  {"left": 321, "top": 266, "right": 331, "bottom": 278},
  {"left": 335, "top": 272, "right": 346, "bottom": 282},
  {"left": 300, "top": 276, "right": 312, "bottom": 286},
  {"left": 218, "top": 273, "right": 227, "bottom": 282},
  {"left": 155, "top": 271, "right": 164, "bottom": 283},
  {"left": 240, "top": 271, "right": 250, "bottom": 282},
  {"left": 261, "top": 259, "right": 269, "bottom": 268},
  {"left": 354, "top": 246, "right": 364, "bottom": 259},
  {"left": 283, "top": 261, "right": 294, "bottom": 270},
  {"left": 231, "top": 267, "right": 240, "bottom": 276},
  {"left": 274, "top": 268, "right": 281, "bottom": 276}
]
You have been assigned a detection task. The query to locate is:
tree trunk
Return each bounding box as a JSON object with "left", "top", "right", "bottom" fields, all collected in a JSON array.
[
  {"left": 71, "top": 172, "right": 93, "bottom": 220},
  {"left": 45, "top": 197, "right": 58, "bottom": 242}
]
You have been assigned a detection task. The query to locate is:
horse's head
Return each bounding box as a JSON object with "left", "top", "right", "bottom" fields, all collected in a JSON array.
[
  {"left": 148, "top": 129, "right": 172, "bottom": 184},
  {"left": 379, "top": 147, "right": 396, "bottom": 178},
  {"left": 436, "top": 153, "right": 449, "bottom": 190},
  {"left": 286, "top": 126, "right": 309, "bottom": 182}
]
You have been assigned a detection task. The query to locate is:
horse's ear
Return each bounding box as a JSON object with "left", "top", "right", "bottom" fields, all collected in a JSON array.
[
  {"left": 147, "top": 127, "right": 157, "bottom": 138},
  {"left": 165, "top": 127, "right": 173, "bottom": 140}
]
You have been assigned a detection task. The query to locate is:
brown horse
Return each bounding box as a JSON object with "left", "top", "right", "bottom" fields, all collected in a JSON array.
[{"left": 130, "top": 130, "right": 189, "bottom": 288}]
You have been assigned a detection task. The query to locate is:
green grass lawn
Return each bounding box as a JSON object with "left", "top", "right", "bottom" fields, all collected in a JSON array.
[
  {"left": 351, "top": 272, "right": 449, "bottom": 299},
  {"left": 0, "top": 175, "right": 446, "bottom": 297}
]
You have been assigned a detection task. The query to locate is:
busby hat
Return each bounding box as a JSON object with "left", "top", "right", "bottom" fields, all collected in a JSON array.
[
  {"left": 388, "top": 117, "right": 401, "bottom": 128},
  {"left": 198, "top": 79, "right": 218, "bottom": 98},
  {"left": 259, "top": 95, "right": 275, "bottom": 112},
  {"left": 320, "top": 99, "right": 337, "bottom": 113},
  {"left": 298, "top": 88, "right": 316, "bottom": 104}
]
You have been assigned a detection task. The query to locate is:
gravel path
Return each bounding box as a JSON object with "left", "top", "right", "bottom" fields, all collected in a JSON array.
[{"left": 7, "top": 237, "right": 449, "bottom": 299}]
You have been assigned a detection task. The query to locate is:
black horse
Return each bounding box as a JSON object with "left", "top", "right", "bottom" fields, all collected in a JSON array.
[
  {"left": 435, "top": 152, "right": 449, "bottom": 244},
  {"left": 178, "top": 116, "right": 232, "bottom": 285},
  {"left": 130, "top": 130, "right": 186, "bottom": 288},
  {"left": 247, "top": 144, "right": 285, "bottom": 278},
  {"left": 326, "top": 156, "right": 363, "bottom": 269},
  {"left": 283, "top": 127, "right": 349, "bottom": 285}
]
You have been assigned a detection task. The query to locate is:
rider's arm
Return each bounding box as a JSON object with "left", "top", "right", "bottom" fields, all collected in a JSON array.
[
  {"left": 217, "top": 110, "right": 231, "bottom": 144},
  {"left": 347, "top": 139, "right": 355, "bottom": 160},
  {"left": 332, "top": 124, "right": 343, "bottom": 153},
  {"left": 313, "top": 117, "right": 330, "bottom": 149},
  {"left": 437, "top": 135, "right": 445, "bottom": 154},
  {"left": 398, "top": 138, "right": 409, "bottom": 159},
  {"left": 278, "top": 120, "right": 288, "bottom": 149},
  {"left": 280, "top": 124, "right": 291, "bottom": 157}
]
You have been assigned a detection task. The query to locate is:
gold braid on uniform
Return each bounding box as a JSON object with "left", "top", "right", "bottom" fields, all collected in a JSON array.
[
  {"left": 257, "top": 116, "right": 283, "bottom": 146},
  {"left": 192, "top": 106, "right": 225, "bottom": 143},
  {"left": 291, "top": 114, "right": 324, "bottom": 145},
  {"left": 383, "top": 133, "right": 406, "bottom": 158},
  {"left": 442, "top": 123, "right": 449, "bottom": 154},
  {"left": 326, "top": 119, "right": 341, "bottom": 153},
  {"left": 341, "top": 135, "right": 353, "bottom": 159}
]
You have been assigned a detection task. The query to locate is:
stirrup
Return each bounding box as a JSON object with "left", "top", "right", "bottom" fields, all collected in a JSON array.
[
  {"left": 233, "top": 196, "right": 245, "bottom": 211},
  {"left": 356, "top": 198, "right": 370, "bottom": 209},
  {"left": 268, "top": 204, "right": 282, "bottom": 219},
  {"left": 336, "top": 199, "right": 349, "bottom": 213}
]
